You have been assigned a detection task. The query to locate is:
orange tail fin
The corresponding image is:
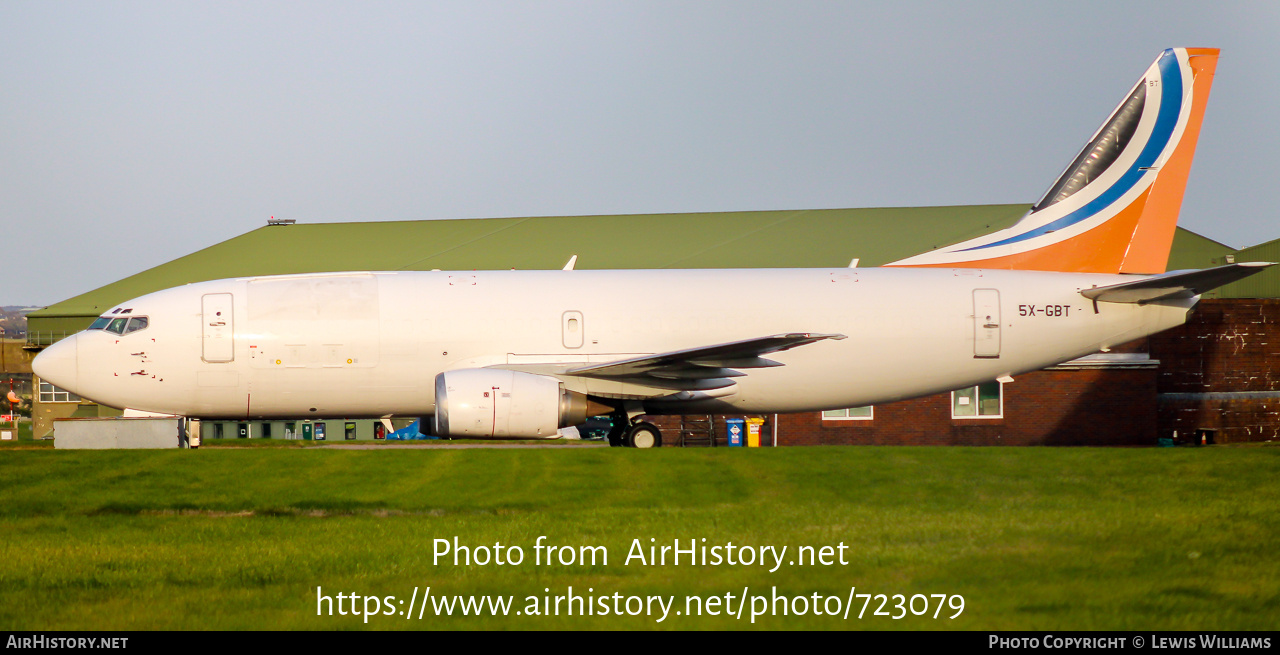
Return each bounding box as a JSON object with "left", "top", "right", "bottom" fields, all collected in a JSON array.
[{"left": 889, "top": 48, "right": 1219, "bottom": 274}]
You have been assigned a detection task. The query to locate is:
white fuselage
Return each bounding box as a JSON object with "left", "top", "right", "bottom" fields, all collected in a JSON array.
[{"left": 45, "top": 268, "right": 1195, "bottom": 419}]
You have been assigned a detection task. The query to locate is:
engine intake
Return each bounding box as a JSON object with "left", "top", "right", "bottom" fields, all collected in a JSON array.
[{"left": 434, "top": 369, "right": 610, "bottom": 438}]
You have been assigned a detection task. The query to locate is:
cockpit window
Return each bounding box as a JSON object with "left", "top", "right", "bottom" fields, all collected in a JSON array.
[
  {"left": 123, "top": 317, "right": 148, "bottom": 334},
  {"left": 92, "top": 315, "right": 148, "bottom": 334}
]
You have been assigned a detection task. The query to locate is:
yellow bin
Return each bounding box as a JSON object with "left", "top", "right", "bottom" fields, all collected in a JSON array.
[{"left": 746, "top": 418, "right": 765, "bottom": 447}]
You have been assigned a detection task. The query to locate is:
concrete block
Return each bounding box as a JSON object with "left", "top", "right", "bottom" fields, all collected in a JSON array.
[{"left": 54, "top": 417, "right": 181, "bottom": 449}]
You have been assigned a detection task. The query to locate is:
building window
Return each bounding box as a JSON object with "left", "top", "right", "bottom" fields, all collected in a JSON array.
[
  {"left": 38, "top": 381, "right": 81, "bottom": 403},
  {"left": 952, "top": 381, "right": 1002, "bottom": 418},
  {"left": 822, "top": 406, "right": 874, "bottom": 420}
]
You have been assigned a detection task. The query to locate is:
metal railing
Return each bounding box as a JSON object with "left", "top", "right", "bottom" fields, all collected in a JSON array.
[{"left": 24, "top": 331, "right": 75, "bottom": 349}]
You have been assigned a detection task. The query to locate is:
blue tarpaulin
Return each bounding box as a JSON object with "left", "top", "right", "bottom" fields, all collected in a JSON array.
[{"left": 386, "top": 419, "right": 438, "bottom": 440}]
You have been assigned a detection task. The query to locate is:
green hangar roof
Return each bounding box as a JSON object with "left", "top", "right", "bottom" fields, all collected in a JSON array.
[
  {"left": 28, "top": 204, "right": 1029, "bottom": 332},
  {"left": 26, "top": 204, "right": 1278, "bottom": 339}
]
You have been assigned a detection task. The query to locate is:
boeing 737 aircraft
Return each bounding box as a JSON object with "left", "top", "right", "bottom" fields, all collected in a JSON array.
[{"left": 33, "top": 47, "right": 1272, "bottom": 447}]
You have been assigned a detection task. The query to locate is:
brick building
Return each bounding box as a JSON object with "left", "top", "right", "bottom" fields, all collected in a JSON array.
[
  {"left": 1151, "top": 299, "right": 1280, "bottom": 444},
  {"left": 771, "top": 363, "right": 1159, "bottom": 447}
]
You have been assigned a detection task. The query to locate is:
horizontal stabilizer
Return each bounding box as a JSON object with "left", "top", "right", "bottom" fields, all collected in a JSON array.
[
  {"left": 566, "top": 333, "right": 846, "bottom": 382},
  {"left": 1081, "top": 262, "right": 1274, "bottom": 304}
]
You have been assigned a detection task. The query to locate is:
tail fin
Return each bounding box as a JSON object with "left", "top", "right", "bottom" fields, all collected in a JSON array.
[{"left": 889, "top": 47, "right": 1219, "bottom": 274}]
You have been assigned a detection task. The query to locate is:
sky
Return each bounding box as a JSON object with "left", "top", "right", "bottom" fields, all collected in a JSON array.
[{"left": 3, "top": 1, "right": 1278, "bottom": 306}]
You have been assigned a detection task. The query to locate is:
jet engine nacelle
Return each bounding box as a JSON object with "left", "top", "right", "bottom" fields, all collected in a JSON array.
[{"left": 433, "top": 369, "right": 610, "bottom": 438}]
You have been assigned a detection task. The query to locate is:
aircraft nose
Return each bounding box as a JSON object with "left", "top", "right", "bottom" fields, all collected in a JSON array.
[{"left": 33, "top": 333, "right": 78, "bottom": 394}]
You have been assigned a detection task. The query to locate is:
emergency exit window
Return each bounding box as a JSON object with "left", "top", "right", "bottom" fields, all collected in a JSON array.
[{"left": 952, "top": 382, "right": 1003, "bottom": 418}]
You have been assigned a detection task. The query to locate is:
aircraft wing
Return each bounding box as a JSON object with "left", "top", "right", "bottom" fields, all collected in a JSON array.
[
  {"left": 1081, "top": 262, "right": 1274, "bottom": 304},
  {"left": 565, "top": 333, "right": 846, "bottom": 383}
]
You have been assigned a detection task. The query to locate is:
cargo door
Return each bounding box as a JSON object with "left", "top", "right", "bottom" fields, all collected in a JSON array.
[
  {"left": 973, "top": 289, "right": 1001, "bottom": 358},
  {"left": 202, "top": 293, "right": 235, "bottom": 362}
]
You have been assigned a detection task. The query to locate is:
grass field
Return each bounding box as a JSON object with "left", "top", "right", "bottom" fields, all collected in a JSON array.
[{"left": 1, "top": 444, "right": 1277, "bottom": 630}]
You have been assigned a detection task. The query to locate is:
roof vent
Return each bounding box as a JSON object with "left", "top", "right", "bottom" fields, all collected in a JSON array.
[{"left": 267, "top": 217, "right": 296, "bottom": 226}]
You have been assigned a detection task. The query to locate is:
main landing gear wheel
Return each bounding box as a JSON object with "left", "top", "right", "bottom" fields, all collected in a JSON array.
[{"left": 626, "top": 422, "right": 662, "bottom": 449}]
